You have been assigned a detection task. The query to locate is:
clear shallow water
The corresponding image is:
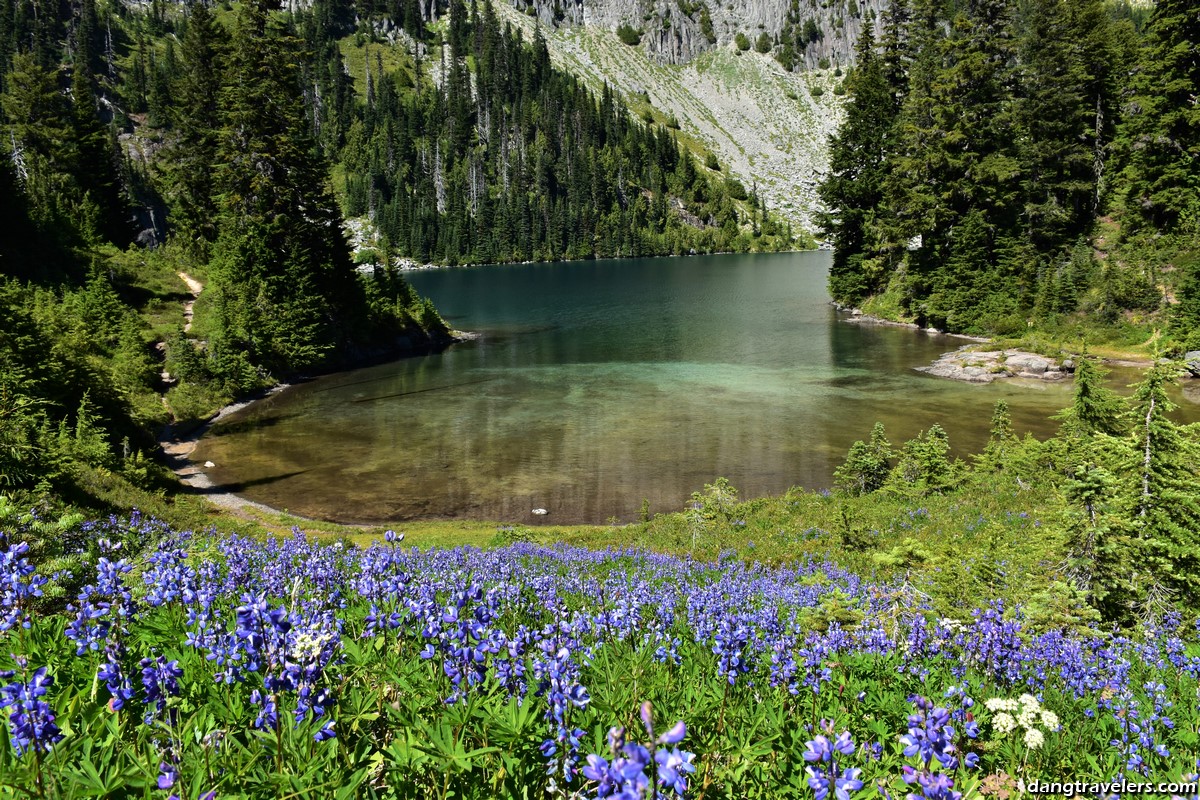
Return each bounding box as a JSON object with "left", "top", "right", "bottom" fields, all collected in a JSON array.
[{"left": 193, "top": 252, "right": 1198, "bottom": 524}]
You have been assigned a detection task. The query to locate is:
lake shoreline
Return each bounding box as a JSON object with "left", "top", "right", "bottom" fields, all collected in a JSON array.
[
  {"left": 158, "top": 330, "right": 479, "bottom": 518},
  {"left": 831, "top": 303, "right": 1165, "bottom": 382},
  {"left": 173, "top": 255, "right": 1197, "bottom": 526}
]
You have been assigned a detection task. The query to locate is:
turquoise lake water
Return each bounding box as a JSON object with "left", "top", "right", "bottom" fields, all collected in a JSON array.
[{"left": 192, "top": 252, "right": 1197, "bottom": 523}]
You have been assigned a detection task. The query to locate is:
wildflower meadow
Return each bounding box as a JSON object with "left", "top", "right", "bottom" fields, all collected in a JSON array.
[{"left": 2, "top": 513, "right": 1199, "bottom": 798}]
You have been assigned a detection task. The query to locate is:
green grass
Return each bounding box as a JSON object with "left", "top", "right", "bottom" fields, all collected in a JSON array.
[
  {"left": 177, "top": 447, "right": 1075, "bottom": 624},
  {"left": 337, "top": 34, "right": 420, "bottom": 99}
]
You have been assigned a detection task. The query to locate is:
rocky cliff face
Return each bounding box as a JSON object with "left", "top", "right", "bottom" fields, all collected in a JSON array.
[{"left": 510, "top": 0, "right": 887, "bottom": 67}]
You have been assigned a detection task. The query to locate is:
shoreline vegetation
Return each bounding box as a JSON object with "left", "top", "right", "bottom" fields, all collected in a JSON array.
[
  {"left": 0, "top": 0, "right": 797, "bottom": 529},
  {"left": 834, "top": 302, "right": 1175, "bottom": 384},
  {"left": 156, "top": 278, "right": 1198, "bottom": 530}
]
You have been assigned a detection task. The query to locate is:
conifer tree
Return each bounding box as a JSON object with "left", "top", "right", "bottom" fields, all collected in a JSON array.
[
  {"left": 166, "top": 0, "right": 224, "bottom": 255},
  {"left": 209, "top": 0, "right": 361, "bottom": 379},
  {"left": 817, "top": 17, "right": 894, "bottom": 305},
  {"left": 834, "top": 421, "right": 893, "bottom": 495},
  {"left": 890, "top": 424, "right": 955, "bottom": 495},
  {"left": 1119, "top": 0, "right": 1200, "bottom": 233},
  {"left": 1121, "top": 364, "right": 1200, "bottom": 607},
  {"left": 1064, "top": 461, "right": 1121, "bottom": 613},
  {"left": 1055, "top": 353, "right": 1125, "bottom": 440},
  {"left": 1015, "top": 0, "right": 1117, "bottom": 254}
]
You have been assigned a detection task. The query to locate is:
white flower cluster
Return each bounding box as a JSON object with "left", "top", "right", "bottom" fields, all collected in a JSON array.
[
  {"left": 985, "top": 693, "right": 1060, "bottom": 750},
  {"left": 290, "top": 631, "right": 333, "bottom": 662}
]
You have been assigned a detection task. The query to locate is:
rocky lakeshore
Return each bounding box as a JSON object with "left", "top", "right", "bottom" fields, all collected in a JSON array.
[{"left": 917, "top": 347, "right": 1074, "bottom": 383}]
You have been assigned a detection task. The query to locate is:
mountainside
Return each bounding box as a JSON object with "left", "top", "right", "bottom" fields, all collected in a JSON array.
[
  {"left": 510, "top": 0, "right": 885, "bottom": 67},
  {"left": 482, "top": 0, "right": 870, "bottom": 231}
]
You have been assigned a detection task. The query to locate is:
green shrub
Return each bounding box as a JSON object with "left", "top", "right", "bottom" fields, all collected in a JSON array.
[{"left": 617, "top": 24, "right": 643, "bottom": 45}]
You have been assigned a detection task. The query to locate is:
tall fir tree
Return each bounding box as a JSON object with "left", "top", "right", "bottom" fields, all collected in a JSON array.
[
  {"left": 1114, "top": 364, "right": 1200, "bottom": 616},
  {"left": 1118, "top": 0, "right": 1200, "bottom": 233},
  {"left": 209, "top": 0, "right": 361, "bottom": 380},
  {"left": 817, "top": 17, "right": 895, "bottom": 305},
  {"left": 166, "top": 0, "right": 224, "bottom": 255}
]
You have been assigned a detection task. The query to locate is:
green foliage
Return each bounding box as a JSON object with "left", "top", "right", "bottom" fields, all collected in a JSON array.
[
  {"left": 1117, "top": 0, "right": 1200, "bottom": 234},
  {"left": 1054, "top": 354, "right": 1125, "bottom": 439},
  {"left": 817, "top": 17, "right": 893, "bottom": 306},
  {"left": 343, "top": 4, "right": 791, "bottom": 266},
  {"left": 802, "top": 18, "right": 822, "bottom": 44},
  {"left": 616, "top": 24, "right": 643, "bottom": 46},
  {"left": 834, "top": 421, "right": 893, "bottom": 495},
  {"left": 871, "top": 536, "right": 931, "bottom": 570},
  {"left": 1117, "top": 364, "right": 1200, "bottom": 612},
  {"left": 818, "top": 0, "right": 1193, "bottom": 339},
  {"left": 686, "top": 477, "right": 739, "bottom": 548},
  {"left": 699, "top": 5, "right": 716, "bottom": 44},
  {"left": 754, "top": 32, "right": 771, "bottom": 54},
  {"left": 734, "top": 32, "right": 751, "bottom": 51},
  {"left": 887, "top": 424, "right": 958, "bottom": 496}
]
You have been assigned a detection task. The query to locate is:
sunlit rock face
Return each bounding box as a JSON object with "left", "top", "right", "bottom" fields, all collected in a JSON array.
[{"left": 508, "top": 0, "right": 888, "bottom": 67}]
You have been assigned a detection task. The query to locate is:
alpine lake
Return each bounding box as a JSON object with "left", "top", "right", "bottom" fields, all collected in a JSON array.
[{"left": 191, "top": 252, "right": 1200, "bottom": 524}]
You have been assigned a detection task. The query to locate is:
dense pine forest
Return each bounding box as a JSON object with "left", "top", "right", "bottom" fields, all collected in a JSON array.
[
  {"left": 818, "top": 0, "right": 1199, "bottom": 347},
  {"left": 0, "top": 0, "right": 791, "bottom": 508}
]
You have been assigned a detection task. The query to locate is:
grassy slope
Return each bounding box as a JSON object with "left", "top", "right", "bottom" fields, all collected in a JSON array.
[{"left": 176, "top": 457, "right": 1073, "bottom": 626}]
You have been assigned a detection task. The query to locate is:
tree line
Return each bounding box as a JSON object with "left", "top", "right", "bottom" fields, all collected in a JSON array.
[
  {"left": 818, "top": 0, "right": 1198, "bottom": 347},
  {"left": 834, "top": 355, "right": 1200, "bottom": 624}
]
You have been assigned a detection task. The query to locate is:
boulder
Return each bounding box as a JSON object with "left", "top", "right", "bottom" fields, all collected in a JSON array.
[
  {"left": 1185, "top": 351, "right": 1200, "bottom": 378},
  {"left": 1004, "top": 352, "right": 1053, "bottom": 375}
]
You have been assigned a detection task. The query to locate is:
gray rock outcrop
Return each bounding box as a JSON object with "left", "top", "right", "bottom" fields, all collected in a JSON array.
[
  {"left": 1185, "top": 350, "right": 1200, "bottom": 378},
  {"left": 511, "top": 0, "right": 887, "bottom": 66},
  {"left": 917, "top": 348, "right": 1074, "bottom": 384}
]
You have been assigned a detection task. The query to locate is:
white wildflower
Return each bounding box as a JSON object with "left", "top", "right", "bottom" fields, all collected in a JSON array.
[
  {"left": 290, "top": 631, "right": 331, "bottom": 662},
  {"left": 1041, "top": 710, "right": 1060, "bottom": 730},
  {"left": 1018, "top": 693, "right": 1041, "bottom": 712},
  {"left": 985, "top": 698, "right": 1007, "bottom": 712},
  {"left": 1023, "top": 727, "right": 1045, "bottom": 750},
  {"left": 993, "top": 712, "right": 1017, "bottom": 735},
  {"left": 1017, "top": 708, "right": 1039, "bottom": 730}
]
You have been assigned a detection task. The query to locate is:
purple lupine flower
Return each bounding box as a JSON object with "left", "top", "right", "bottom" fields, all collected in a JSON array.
[
  {"left": 140, "top": 656, "right": 184, "bottom": 724},
  {"left": 0, "top": 539, "right": 47, "bottom": 633},
  {"left": 0, "top": 666, "right": 62, "bottom": 756},
  {"left": 157, "top": 761, "right": 179, "bottom": 790},
  {"left": 582, "top": 720, "right": 695, "bottom": 798}
]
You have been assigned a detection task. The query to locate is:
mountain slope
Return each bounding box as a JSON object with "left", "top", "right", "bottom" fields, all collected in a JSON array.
[{"left": 494, "top": 2, "right": 844, "bottom": 232}]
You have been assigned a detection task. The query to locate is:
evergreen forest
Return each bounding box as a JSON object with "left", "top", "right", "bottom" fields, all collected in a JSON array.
[{"left": 818, "top": 0, "right": 1199, "bottom": 347}]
